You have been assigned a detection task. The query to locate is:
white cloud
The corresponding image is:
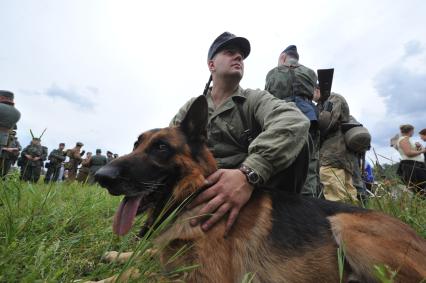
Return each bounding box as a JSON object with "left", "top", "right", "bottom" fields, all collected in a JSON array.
[{"left": 1, "top": 0, "right": 425, "bottom": 163}]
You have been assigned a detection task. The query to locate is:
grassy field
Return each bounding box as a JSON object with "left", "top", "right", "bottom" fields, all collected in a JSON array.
[{"left": 0, "top": 171, "right": 425, "bottom": 283}]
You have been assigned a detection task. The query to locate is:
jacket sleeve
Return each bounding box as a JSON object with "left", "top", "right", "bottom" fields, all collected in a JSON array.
[{"left": 243, "top": 90, "right": 310, "bottom": 183}]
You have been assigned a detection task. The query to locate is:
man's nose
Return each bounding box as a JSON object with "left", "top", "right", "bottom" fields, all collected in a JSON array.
[{"left": 234, "top": 53, "right": 243, "bottom": 61}]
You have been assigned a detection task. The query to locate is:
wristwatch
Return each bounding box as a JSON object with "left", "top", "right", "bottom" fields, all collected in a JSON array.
[{"left": 239, "top": 164, "right": 261, "bottom": 185}]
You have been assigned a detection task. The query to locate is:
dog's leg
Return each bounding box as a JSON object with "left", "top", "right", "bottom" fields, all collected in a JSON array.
[
  {"left": 103, "top": 248, "right": 158, "bottom": 264},
  {"left": 102, "top": 251, "right": 135, "bottom": 264},
  {"left": 329, "top": 212, "right": 426, "bottom": 283}
]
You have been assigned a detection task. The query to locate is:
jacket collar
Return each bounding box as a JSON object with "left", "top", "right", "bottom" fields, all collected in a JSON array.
[{"left": 206, "top": 86, "right": 246, "bottom": 120}]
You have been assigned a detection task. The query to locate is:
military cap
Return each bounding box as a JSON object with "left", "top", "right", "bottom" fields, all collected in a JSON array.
[
  {"left": 0, "top": 90, "right": 15, "bottom": 105},
  {"left": 282, "top": 45, "right": 299, "bottom": 60},
  {"left": 107, "top": 150, "right": 113, "bottom": 155},
  {"left": 59, "top": 142, "right": 65, "bottom": 146},
  {"left": 32, "top": 137, "right": 41, "bottom": 141},
  {"left": 76, "top": 142, "right": 84, "bottom": 147},
  {"left": 208, "top": 32, "right": 251, "bottom": 60},
  {"left": 96, "top": 149, "right": 102, "bottom": 153}
]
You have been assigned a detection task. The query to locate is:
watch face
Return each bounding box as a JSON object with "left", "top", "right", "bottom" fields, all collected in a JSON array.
[{"left": 247, "top": 171, "right": 259, "bottom": 184}]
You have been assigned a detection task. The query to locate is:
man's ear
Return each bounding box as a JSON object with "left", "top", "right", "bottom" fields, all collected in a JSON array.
[
  {"left": 207, "top": 60, "right": 215, "bottom": 72},
  {"left": 180, "top": 95, "right": 208, "bottom": 142}
]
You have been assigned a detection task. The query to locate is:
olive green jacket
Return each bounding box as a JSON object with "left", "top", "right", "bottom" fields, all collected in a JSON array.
[
  {"left": 48, "top": 149, "right": 66, "bottom": 168},
  {"left": 90, "top": 154, "right": 107, "bottom": 174},
  {"left": 265, "top": 59, "right": 317, "bottom": 100},
  {"left": 170, "top": 87, "right": 310, "bottom": 184},
  {"left": 318, "top": 93, "right": 354, "bottom": 173}
]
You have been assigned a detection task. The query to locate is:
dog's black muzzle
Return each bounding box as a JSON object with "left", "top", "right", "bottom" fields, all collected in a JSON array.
[{"left": 95, "top": 165, "right": 124, "bottom": 196}]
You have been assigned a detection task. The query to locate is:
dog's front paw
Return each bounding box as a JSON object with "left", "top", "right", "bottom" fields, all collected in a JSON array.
[{"left": 102, "top": 251, "right": 134, "bottom": 264}]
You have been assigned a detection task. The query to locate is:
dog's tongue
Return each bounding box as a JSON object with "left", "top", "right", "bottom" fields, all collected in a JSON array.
[{"left": 113, "top": 196, "right": 143, "bottom": 236}]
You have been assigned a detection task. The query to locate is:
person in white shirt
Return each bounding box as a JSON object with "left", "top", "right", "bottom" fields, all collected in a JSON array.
[{"left": 396, "top": 124, "right": 426, "bottom": 196}]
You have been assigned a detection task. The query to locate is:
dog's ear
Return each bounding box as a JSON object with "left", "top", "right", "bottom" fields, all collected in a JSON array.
[{"left": 180, "top": 95, "right": 208, "bottom": 141}]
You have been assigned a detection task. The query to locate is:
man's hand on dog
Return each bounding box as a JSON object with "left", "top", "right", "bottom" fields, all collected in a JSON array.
[{"left": 188, "top": 169, "right": 254, "bottom": 236}]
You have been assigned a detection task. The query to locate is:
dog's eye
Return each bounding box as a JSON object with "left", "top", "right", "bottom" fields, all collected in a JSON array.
[
  {"left": 133, "top": 141, "right": 139, "bottom": 150},
  {"left": 156, "top": 142, "right": 169, "bottom": 151}
]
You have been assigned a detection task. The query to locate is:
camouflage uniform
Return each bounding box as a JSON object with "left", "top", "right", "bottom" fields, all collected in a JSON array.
[
  {"left": 171, "top": 87, "right": 310, "bottom": 192},
  {"left": 317, "top": 93, "right": 357, "bottom": 202},
  {"left": 45, "top": 147, "right": 66, "bottom": 183},
  {"left": 265, "top": 57, "right": 320, "bottom": 197},
  {"left": 0, "top": 131, "right": 21, "bottom": 177},
  {"left": 88, "top": 152, "right": 108, "bottom": 184},
  {"left": 20, "top": 141, "right": 44, "bottom": 182}
]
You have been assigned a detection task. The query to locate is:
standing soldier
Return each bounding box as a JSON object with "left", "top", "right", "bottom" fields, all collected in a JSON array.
[
  {"left": 77, "top": 151, "right": 92, "bottom": 183},
  {"left": 0, "top": 90, "right": 21, "bottom": 177},
  {"left": 89, "top": 149, "right": 107, "bottom": 184},
  {"left": 66, "top": 142, "right": 84, "bottom": 181},
  {"left": 316, "top": 88, "right": 358, "bottom": 202},
  {"left": 265, "top": 45, "right": 319, "bottom": 197},
  {"left": 20, "top": 137, "right": 44, "bottom": 182},
  {"left": 0, "top": 129, "right": 21, "bottom": 177},
  {"left": 106, "top": 151, "right": 114, "bottom": 163},
  {"left": 44, "top": 143, "right": 66, "bottom": 183}
]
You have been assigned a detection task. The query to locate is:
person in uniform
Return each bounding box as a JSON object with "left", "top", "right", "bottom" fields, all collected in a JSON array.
[
  {"left": 0, "top": 90, "right": 21, "bottom": 177},
  {"left": 315, "top": 91, "right": 358, "bottom": 202},
  {"left": 20, "top": 137, "right": 44, "bottom": 182},
  {"left": 66, "top": 142, "right": 84, "bottom": 181},
  {"left": 265, "top": 45, "right": 319, "bottom": 197},
  {"left": 106, "top": 151, "right": 114, "bottom": 163},
  {"left": 0, "top": 129, "right": 21, "bottom": 177},
  {"left": 88, "top": 149, "right": 107, "bottom": 184},
  {"left": 44, "top": 143, "right": 66, "bottom": 183},
  {"left": 77, "top": 151, "right": 92, "bottom": 183},
  {"left": 170, "top": 32, "right": 310, "bottom": 233}
]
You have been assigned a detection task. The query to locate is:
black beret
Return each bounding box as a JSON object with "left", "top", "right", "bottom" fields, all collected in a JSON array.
[
  {"left": 96, "top": 149, "right": 101, "bottom": 153},
  {"left": 208, "top": 32, "right": 251, "bottom": 60}
]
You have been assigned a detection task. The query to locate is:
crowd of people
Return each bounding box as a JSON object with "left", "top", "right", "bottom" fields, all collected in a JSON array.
[
  {"left": 18, "top": 139, "right": 119, "bottom": 184},
  {"left": 1, "top": 31, "right": 425, "bottom": 204},
  {"left": 0, "top": 102, "right": 119, "bottom": 184}
]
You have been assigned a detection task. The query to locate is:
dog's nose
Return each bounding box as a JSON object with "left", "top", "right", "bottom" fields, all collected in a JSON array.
[{"left": 95, "top": 166, "right": 120, "bottom": 188}]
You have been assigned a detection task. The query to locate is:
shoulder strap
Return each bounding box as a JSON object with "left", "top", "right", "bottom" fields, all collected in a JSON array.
[{"left": 235, "top": 100, "right": 254, "bottom": 146}]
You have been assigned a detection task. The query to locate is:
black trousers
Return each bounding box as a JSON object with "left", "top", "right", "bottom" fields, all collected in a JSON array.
[
  {"left": 45, "top": 165, "right": 61, "bottom": 183},
  {"left": 397, "top": 160, "right": 426, "bottom": 194}
]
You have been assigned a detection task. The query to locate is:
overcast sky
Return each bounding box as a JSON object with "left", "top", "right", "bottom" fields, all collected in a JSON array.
[{"left": 1, "top": 0, "right": 425, "bottom": 165}]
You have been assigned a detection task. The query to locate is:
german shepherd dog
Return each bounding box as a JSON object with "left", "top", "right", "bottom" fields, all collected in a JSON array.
[{"left": 95, "top": 96, "right": 426, "bottom": 283}]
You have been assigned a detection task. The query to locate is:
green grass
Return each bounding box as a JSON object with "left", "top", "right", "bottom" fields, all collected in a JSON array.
[
  {"left": 0, "top": 172, "right": 425, "bottom": 282},
  {"left": 0, "top": 173, "right": 164, "bottom": 283}
]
